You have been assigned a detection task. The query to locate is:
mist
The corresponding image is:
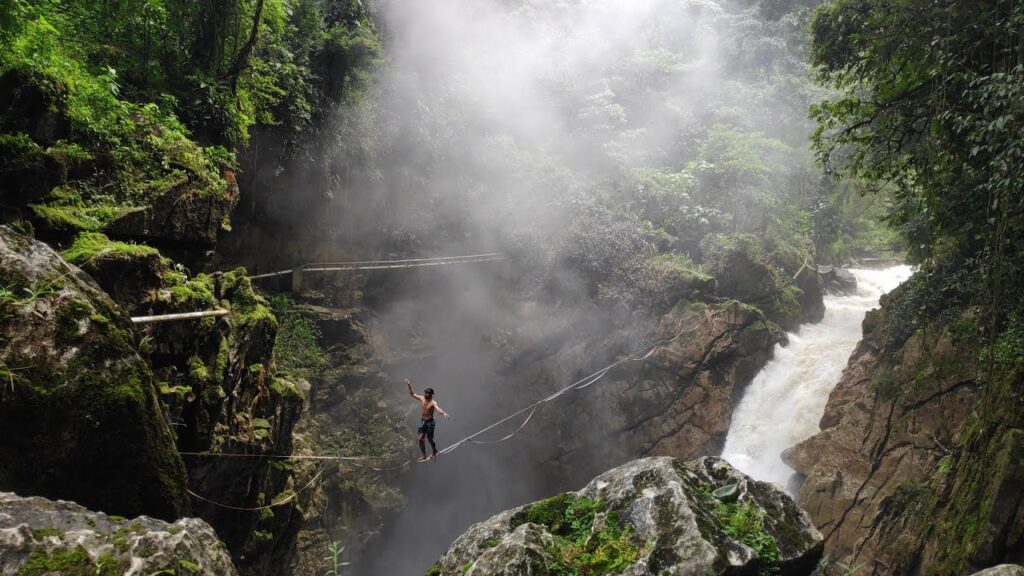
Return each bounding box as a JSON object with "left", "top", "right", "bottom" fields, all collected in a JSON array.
[{"left": 312, "top": 0, "right": 825, "bottom": 572}]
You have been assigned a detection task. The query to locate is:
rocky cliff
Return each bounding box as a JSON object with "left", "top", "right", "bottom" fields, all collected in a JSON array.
[
  {"left": 428, "top": 456, "right": 822, "bottom": 576},
  {"left": 0, "top": 226, "right": 187, "bottom": 521},
  {"left": 515, "top": 300, "right": 787, "bottom": 487},
  {"left": 57, "top": 231, "right": 308, "bottom": 574},
  {"left": 0, "top": 491, "right": 236, "bottom": 575},
  {"left": 786, "top": 276, "right": 1024, "bottom": 574}
]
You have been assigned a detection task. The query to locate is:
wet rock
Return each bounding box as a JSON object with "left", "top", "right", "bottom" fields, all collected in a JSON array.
[
  {"left": 429, "top": 456, "right": 822, "bottom": 576},
  {"left": 822, "top": 268, "right": 857, "bottom": 295},
  {"left": 783, "top": 277, "right": 1018, "bottom": 575},
  {"left": 0, "top": 491, "right": 237, "bottom": 575},
  {"left": 794, "top": 269, "right": 825, "bottom": 324},
  {"left": 0, "top": 225, "right": 187, "bottom": 520},
  {"left": 519, "top": 300, "right": 785, "bottom": 487},
  {"left": 702, "top": 234, "right": 804, "bottom": 331},
  {"left": 108, "top": 168, "right": 239, "bottom": 246},
  {"left": 61, "top": 232, "right": 166, "bottom": 312}
]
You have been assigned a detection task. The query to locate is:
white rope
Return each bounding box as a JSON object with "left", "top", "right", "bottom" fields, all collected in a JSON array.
[
  {"left": 179, "top": 451, "right": 387, "bottom": 461},
  {"left": 186, "top": 465, "right": 326, "bottom": 511},
  {"left": 178, "top": 306, "right": 727, "bottom": 481},
  {"left": 248, "top": 253, "right": 506, "bottom": 280},
  {"left": 438, "top": 307, "right": 724, "bottom": 456},
  {"left": 467, "top": 406, "right": 539, "bottom": 445}
]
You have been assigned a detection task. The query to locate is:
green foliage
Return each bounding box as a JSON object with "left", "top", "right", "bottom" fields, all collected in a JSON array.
[
  {"left": 0, "top": 4, "right": 231, "bottom": 234},
  {"left": 513, "top": 493, "right": 641, "bottom": 576},
  {"left": 714, "top": 501, "right": 780, "bottom": 567},
  {"left": 810, "top": 0, "right": 1024, "bottom": 337},
  {"left": 269, "top": 295, "right": 327, "bottom": 380}
]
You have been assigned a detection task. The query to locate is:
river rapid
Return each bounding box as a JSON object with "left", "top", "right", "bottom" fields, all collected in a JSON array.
[{"left": 721, "top": 266, "right": 913, "bottom": 491}]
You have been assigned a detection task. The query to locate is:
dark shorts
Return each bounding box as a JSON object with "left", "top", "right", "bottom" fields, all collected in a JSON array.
[{"left": 418, "top": 419, "right": 435, "bottom": 439}]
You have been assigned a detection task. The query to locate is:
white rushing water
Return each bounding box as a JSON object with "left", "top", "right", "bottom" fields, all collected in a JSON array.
[{"left": 721, "top": 266, "right": 913, "bottom": 491}]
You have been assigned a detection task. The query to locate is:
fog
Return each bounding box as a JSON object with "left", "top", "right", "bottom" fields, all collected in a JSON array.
[{"left": 315, "top": 0, "right": 822, "bottom": 572}]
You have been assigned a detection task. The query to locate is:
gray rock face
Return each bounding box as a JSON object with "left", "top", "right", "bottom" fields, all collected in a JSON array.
[
  {"left": 971, "top": 566, "right": 1024, "bottom": 576},
  {"left": 429, "top": 457, "right": 822, "bottom": 576},
  {"left": 0, "top": 492, "right": 237, "bottom": 575},
  {"left": 822, "top": 268, "right": 857, "bottom": 295}
]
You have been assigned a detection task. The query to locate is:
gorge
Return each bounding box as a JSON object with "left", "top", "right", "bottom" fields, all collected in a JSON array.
[{"left": 2, "top": 0, "right": 1023, "bottom": 575}]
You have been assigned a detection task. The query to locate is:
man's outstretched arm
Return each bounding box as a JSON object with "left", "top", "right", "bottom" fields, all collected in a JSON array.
[
  {"left": 406, "top": 379, "right": 423, "bottom": 401},
  {"left": 433, "top": 402, "right": 450, "bottom": 419}
]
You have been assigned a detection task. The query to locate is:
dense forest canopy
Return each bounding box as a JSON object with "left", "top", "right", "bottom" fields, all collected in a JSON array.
[{"left": 810, "top": 0, "right": 1024, "bottom": 360}]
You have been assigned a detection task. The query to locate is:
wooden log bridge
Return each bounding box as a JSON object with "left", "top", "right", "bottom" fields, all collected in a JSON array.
[{"left": 249, "top": 253, "right": 508, "bottom": 293}]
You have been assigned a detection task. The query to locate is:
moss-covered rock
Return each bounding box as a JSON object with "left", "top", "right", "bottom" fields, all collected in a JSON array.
[
  {"left": 0, "top": 225, "right": 187, "bottom": 520},
  {"left": 137, "top": 266, "right": 302, "bottom": 574},
  {"left": 0, "top": 491, "right": 237, "bottom": 575},
  {"left": 429, "top": 457, "right": 822, "bottom": 575},
  {"left": 62, "top": 232, "right": 165, "bottom": 309},
  {"left": 702, "top": 233, "right": 807, "bottom": 331}
]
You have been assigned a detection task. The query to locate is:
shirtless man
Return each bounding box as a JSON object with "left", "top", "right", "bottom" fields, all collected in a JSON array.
[{"left": 406, "top": 379, "right": 449, "bottom": 461}]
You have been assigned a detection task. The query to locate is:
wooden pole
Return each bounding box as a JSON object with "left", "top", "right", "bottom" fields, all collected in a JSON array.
[{"left": 131, "top": 309, "right": 230, "bottom": 324}]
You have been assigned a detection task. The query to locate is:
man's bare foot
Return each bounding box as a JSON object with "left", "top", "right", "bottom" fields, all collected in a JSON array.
[{"left": 417, "top": 456, "right": 429, "bottom": 462}]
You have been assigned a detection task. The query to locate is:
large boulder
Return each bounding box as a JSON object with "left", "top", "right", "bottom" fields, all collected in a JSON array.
[
  {"left": 107, "top": 168, "right": 239, "bottom": 246},
  {"left": 428, "top": 456, "right": 822, "bottom": 576},
  {"left": 971, "top": 566, "right": 1024, "bottom": 576},
  {"left": 821, "top": 267, "right": 857, "bottom": 295},
  {"left": 0, "top": 226, "right": 187, "bottom": 520},
  {"left": 0, "top": 491, "right": 237, "bottom": 575}
]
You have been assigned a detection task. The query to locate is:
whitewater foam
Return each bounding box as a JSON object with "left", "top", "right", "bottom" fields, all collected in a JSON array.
[{"left": 720, "top": 265, "right": 913, "bottom": 491}]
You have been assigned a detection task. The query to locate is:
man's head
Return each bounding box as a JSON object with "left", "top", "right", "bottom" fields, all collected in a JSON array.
[{"left": 424, "top": 388, "right": 434, "bottom": 399}]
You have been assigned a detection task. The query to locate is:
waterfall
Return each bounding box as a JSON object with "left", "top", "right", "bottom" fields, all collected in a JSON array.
[{"left": 720, "top": 265, "right": 913, "bottom": 491}]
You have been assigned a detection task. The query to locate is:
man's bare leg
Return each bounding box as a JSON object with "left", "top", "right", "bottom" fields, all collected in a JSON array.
[
  {"left": 417, "top": 433, "right": 428, "bottom": 461},
  {"left": 428, "top": 437, "right": 438, "bottom": 460}
]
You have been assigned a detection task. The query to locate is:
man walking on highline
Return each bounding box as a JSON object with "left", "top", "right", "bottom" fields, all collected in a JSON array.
[{"left": 407, "top": 378, "right": 449, "bottom": 461}]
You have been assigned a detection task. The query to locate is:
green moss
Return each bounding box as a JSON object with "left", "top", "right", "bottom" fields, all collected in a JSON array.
[
  {"left": 55, "top": 298, "right": 92, "bottom": 346},
  {"left": 653, "top": 253, "right": 712, "bottom": 281},
  {"left": 426, "top": 564, "right": 443, "bottom": 576},
  {"left": 163, "top": 273, "right": 215, "bottom": 308},
  {"left": 31, "top": 203, "right": 128, "bottom": 233},
  {"left": 187, "top": 355, "right": 210, "bottom": 382},
  {"left": 62, "top": 232, "right": 158, "bottom": 266},
  {"left": 30, "top": 527, "right": 65, "bottom": 540},
  {"left": 17, "top": 545, "right": 119, "bottom": 576},
  {"left": 270, "top": 295, "right": 328, "bottom": 380},
  {"left": 484, "top": 538, "right": 500, "bottom": 548},
  {"left": 270, "top": 376, "right": 304, "bottom": 400}
]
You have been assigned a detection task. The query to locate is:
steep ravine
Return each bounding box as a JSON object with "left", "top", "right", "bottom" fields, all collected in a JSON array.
[
  {"left": 722, "top": 267, "right": 912, "bottom": 489},
  {"left": 778, "top": 272, "right": 1024, "bottom": 575}
]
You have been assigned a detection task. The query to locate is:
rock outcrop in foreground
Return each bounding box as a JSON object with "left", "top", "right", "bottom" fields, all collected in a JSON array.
[
  {"left": 0, "top": 491, "right": 237, "bottom": 575},
  {"left": 429, "top": 457, "right": 822, "bottom": 575}
]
